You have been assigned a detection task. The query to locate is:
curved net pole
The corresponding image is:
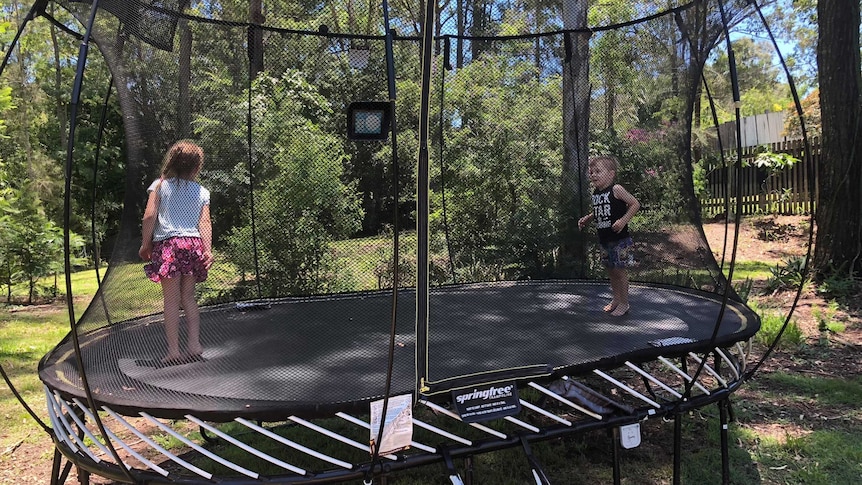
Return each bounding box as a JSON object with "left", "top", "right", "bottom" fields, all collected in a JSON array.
[
  {"left": 61, "top": 2, "right": 135, "bottom": 482},
  {"left": 0, "top": 0, "right": 54, "bottom": 434},
  {"left": 414, "top": 0, "right": 436, "bottom": 400},
  {"left": 744, "top": 0, "right": 817, "bottom": 379},
  {"left": 437, "top": 36, "right": 458, "bottom": 284},
  {"left": 669, "top": 2, "right": 746, "bottom": 399},
  {"left": 88, "top": 77, "right": 115, "bottom": 324},
  {"left": 246, "top": 25, "right": 263, "bottom": 300},
  {"left": 369, "top": 0, "right": 410, "bottom": 475}
]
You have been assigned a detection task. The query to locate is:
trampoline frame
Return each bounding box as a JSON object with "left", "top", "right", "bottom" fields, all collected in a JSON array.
[{"left": 44, "top": 341, "right": 751, "bottom": 484}]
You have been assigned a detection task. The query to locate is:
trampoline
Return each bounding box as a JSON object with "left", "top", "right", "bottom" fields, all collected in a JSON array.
[
  {"left": 0, "top": 0, "right": 814, "bottom": 483},
  {"left": 41, "top": 281, "right": 758, "bottom": 421}
]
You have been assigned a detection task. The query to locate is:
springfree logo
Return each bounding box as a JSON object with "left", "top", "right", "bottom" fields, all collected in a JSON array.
[
  {"left": 455, "top": 385, "right": 515, "bottom": 404},
  {"left": 451, "top": 381, "right": 521, "bottom": 423}
]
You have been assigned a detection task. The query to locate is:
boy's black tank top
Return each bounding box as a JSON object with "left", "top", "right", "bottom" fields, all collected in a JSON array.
[{"left": 591, "top": 185, "right": 630, "bottom": 244}]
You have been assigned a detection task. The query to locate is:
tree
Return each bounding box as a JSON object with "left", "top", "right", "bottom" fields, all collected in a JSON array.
[
  {"left": 813, "top": 0, "right": 862, "bottom": 278},
  {"left": 702, "top": 37, "right": 792, "bottom": 123}
]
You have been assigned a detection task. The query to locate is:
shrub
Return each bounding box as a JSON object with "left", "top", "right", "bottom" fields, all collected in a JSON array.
[
  {"left": 755, "top": 311, "right": 804, "bottom": 348},
  {"left": 763, "top": 256, "right": 810, "bottom": 294}
]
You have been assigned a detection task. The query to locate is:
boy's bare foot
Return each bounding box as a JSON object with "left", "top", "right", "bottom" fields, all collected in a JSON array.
[
  {"left": 610, "top": 304, "right": 630, "bottom": 317},
  {"left": 187, "top": 345, "right": 203, "bottom": 358},
  {"left": 603, "top": 302, "right": 618, "bottom": 312}
]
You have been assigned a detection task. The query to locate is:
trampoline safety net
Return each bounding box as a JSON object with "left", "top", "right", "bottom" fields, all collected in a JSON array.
[{"left": 36, "top": 0, "right": 761, "bottom": 421}]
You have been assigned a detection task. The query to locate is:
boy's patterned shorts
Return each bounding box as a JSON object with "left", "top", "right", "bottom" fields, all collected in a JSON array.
[{"left": 600, "top": 237, "right": 635, "bottom": 269}]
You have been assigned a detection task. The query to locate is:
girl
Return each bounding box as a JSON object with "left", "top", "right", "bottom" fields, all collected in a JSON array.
[
  {"left": 577, "top": 155, "right": 640, "bottom": 317},
  {"left": 139, "top": 140, "right": 213, "bottom": 363}
]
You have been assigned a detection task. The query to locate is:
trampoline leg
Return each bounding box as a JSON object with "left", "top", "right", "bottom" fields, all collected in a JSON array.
[
  {"left": 519, "top": 436, "right": 550, "bottom": 485},
  {"left": 464, "top": 455, "right": 474, "bottom": 485},
  {"left": 673, "top": 414, "right": 682, "bottom": 485},
  {"left": 610, "top": 428, "right": 621, "bottom": 485},
  {"left": 441, "top": 448, "right": 464, "bottom": 485},
  {"left": 77, "top": 467, "right": 91, "bottom": 485},
  {"left": 50, "top": 448, "right": 63, "bottom": 485},
  {"left": 719, "top": 399, "right": 731, "bottom": 485}
]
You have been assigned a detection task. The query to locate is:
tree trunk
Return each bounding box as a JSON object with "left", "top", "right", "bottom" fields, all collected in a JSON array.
[
  {"left": 249, "top": 0, "right": 264, "bottom": 78},
  {"left": 814, "top": 0, "right": 862, "bottom": 277},
  {"left": 50, "top": 3, "right": 68, "bottom": 150},
  {"left": 559, "top": 0, "right": 590, "bottom": 276},
  {"left": 178, "top": 16, "right": 192, "bottom": 138},
  {"left": 456, "top": 0, "right": 464, "bottom": 68}
]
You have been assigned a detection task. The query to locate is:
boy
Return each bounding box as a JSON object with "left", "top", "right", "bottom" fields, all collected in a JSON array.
[{"left": 578, "top": 155, "right": 640, "bottom": 316}]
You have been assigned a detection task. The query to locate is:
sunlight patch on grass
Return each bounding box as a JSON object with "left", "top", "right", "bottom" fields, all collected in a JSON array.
[
  {"left": 743, "top": 428, "right": 862, "bottom": 485},
  {"left": 761, "top": 372, "right": 862, "bottom": 407},
  {"left": 728, "top": 260, "right": 773, "bottom": 280}
]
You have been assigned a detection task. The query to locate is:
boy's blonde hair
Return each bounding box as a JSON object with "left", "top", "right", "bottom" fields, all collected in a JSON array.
[{"left": 589, "top": 155, "right": 620, "bottom": 173}]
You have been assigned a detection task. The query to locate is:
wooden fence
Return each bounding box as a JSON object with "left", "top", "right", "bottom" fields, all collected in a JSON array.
[
  {"left": 709, "top": 111, "right": 787, "bottom": 150},
  {"left": 700, "top": 137, "right": 819, "bottom": 216}
]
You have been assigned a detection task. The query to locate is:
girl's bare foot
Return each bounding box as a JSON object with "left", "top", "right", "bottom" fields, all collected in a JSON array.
[
  {"left": 161, "top": 353, "right": 183, "bottom": 364},
  {"left": 603, "top": 302, "right": 618, "bottom": 312},
  {"left": 187, "top": 344, "right": 203, "bottom": 357},
  {"left": 610, "top": 304, "right": 630, "bottom": 317}
]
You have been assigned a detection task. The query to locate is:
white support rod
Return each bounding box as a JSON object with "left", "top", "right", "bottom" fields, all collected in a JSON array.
[
  {"left": 688, "top": 353, "right": 728, "bottom": 388},
  {"left": 519, "top": 400, "right": 571, "bottom": 426},
  {"left": 413, "top": 419, "right": 473, "bottom": 446},
  {"left": 738, "top": 342, "right": 750, "bottom": 371},
  {"left": 419, "top": 400, "right": 508, "bottom": 439},
  {"left": 527, "top": 381, "right": 603, "bottom": 420},
  {"left": 49, "top": 392, "right": 100, "bottom": 463},
  {"left": 103, "top": 407, "right": 212, "bottom": 480},
  {"left": 719, "top": 347, "right": 742, "bottom": 379},
  {"left": 44, "top": 388, "right": 79, "bottom": 454},
  {"left": 592, "top": 370, "right": 662, "bottom": 409},
  {"left": 234, "top": 418, "right": 352, "bottom": 469},
  {"left": 57, "top": 398, "right": 129, "bottom": 469},
  {"left": 140, "top": 412, "right": 259, "bottom": 479},
  {"left": 657, "top": 357, "right": 711, "bottom": 395},
  {"left": 503, "top": 415, "right": 540, "bottom": 433},
  {"left": 335, "top": 412, "right": 436, "bottom": 453},
  {"left": 68, "top": 399, "right": 165, "bottom": 476},
  {"left": 287, "top": 416, "right": 397, "bottom": 461},
  {"left": 186, "top": 416, "right": 306, "bottom": 476},
  {"left": 624, "top": 362, "right": 683, "bottom": 398},
  {"left": 532, "top": 469, "right": 543, "bottom": 484}
]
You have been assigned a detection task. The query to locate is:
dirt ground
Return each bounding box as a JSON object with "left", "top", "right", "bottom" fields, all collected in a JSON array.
[{"left": 1, "top": 214, "right": 859, "bottom": 484}]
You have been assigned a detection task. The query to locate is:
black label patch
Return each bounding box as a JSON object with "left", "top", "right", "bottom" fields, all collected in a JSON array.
[{"left": 451, "top": 382, "right": 521, "bottom": 423}]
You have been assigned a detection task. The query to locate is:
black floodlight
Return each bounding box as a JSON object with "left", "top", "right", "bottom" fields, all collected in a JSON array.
[{"left": 347, "top": 101, "right": 392, "bottom": 141}]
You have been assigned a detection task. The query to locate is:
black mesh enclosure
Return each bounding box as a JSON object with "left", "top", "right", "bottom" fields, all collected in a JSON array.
[{"left": 37, "top": 0, "right": 763, "bottom": 422}]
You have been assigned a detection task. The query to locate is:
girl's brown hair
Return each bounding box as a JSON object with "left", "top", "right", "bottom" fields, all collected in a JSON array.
[{"left": 161, "top": 140, "right": 204, "bottom": 179}]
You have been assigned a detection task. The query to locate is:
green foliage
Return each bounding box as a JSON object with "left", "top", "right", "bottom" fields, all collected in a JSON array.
[
  {"left": 733, "top": 277, "right": 754, "bottom": 303},
  {"left": 435, "top": 55, "right": 563, "bottom": 280},
  {"left": 219, "top": 73, "right": 363, "bottom": 296},
  {"left": 749, "top": 146, "right": 800, "bottom": 173},
  {"left": 753, "top": 304, "right": 805, "bottom": 348},
  {"left": 764, "top": 256, "right": 810, "bottom": 294},
  {"left": 816, "top": 262, "right": 860, "bottom": 300},
  {"left": 813, "top": 300, "right": 845, "bottom": 340},
  {"left": 0, "top": 182, "right": 86, "bottom": 304}
]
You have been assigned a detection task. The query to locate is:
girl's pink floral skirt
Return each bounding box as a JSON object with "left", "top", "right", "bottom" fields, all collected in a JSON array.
[{"left": 144, "top": 236, "right": 208, "bottom": 283}]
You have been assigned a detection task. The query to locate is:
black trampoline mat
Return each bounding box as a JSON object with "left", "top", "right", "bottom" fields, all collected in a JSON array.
[{"left": 39, "top": 281, "right": 758, "bottom": 419}]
